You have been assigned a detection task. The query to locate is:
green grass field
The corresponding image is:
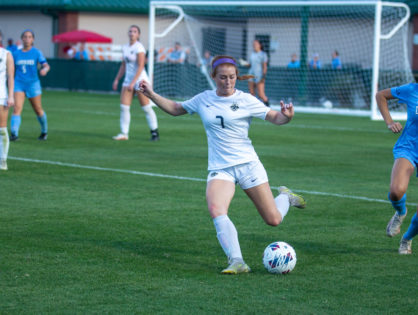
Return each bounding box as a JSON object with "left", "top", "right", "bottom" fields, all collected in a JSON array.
[{"left": 1, "top": 91, "right": 417, "bottom": 314}]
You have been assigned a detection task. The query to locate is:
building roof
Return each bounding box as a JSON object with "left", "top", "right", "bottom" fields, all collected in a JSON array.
[
  {"left": 0, "top": 0, "right": 416, "bottom": 15},
  {"left": 0, "top": 0, "right": 149, "bottom": 13}
]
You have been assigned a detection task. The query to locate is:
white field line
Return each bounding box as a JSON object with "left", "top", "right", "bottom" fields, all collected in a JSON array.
[
  {"left": 50, "top": 107, "right": 388, "bottom": 134},
  {"left": 9, "top": 156, "right": 416, "bottom": 206}
]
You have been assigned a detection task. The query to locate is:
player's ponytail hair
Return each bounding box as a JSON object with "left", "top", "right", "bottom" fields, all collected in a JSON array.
[{"left": 211, "top": 55, "right": 254, "bottom": 81}]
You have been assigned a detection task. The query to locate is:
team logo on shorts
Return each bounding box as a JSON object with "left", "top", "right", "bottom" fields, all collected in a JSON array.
[
  {"left": 230, "top": 102, "right": 239, "bottom": 111},
  {"left": 210, "top": 172, "right": 218, "bottom": 177},
  {"left": 416, "top": 106, "right": 418, "bottom": 114}
]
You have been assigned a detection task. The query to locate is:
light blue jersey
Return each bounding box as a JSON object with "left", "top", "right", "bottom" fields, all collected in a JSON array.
[
  {"left": 13, "top": 47, "right": 47, "bottom": 83},
  {"left": 249, "top": 51, "right": 268, "bottom": 83},
  {"left": 390, "top": 83, "right": 418, "bottom": 170}
]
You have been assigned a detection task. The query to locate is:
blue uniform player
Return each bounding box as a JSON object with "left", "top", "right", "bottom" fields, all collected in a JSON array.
[
  {"left": 376, "top": 83, "right": 418, "bottom": 254},
  {"left": 11, "top": 29, "right": 50, "bottom": 141}
]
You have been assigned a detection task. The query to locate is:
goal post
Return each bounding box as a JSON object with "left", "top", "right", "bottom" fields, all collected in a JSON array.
[{"left": 149, "top": 0, "right": 413, "bottom": 120}]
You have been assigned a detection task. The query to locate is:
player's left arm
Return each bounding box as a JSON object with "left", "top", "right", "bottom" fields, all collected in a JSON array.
[
  {"left": 38, "top": 51, "right": 50, "bottom": 77},
  {"left": 6, "top": 51, "right": 15, "bottom": 107},
  {"left": 265, "top": 101, "right": 294, "bottom": 125},
  {"left": 129, "top": 52, "right": 145, "bottom": 91}
]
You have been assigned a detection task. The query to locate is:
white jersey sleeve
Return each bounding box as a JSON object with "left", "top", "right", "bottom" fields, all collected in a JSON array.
[
  {"left": 181, "top": 93, "right": 203, "bottom": 114},
  {"left": 245, "top": 93, "right": 271, "bottom": 120}
]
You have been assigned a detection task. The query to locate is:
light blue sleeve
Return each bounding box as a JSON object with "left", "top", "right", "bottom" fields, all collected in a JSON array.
[
  {"left": 391, "top": 84, "right": 412, "bottom": 104},
  {"left": 37, "top": 49, "right": 47, "bottom": 65},
  {"left": 263, "top": 52, "right": 268, "bottom": 63}
]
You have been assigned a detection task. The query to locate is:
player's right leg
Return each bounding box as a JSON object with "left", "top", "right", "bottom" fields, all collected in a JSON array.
[
  {"left": 0, "top": 104, "right": 9, "bottom": 170},
  {"left": 399, "top": 207, "right": 418, "bottom": 254},
  {"left": 113, "top": 87, "right": 133, "bottom": 140},
  {"left": 10, "top": 91, "right": 25, "bottom": 141},
  {"left": 248, "top": 81, "right": 256, "bottom": 96},
  {"left": 386, "top": 158, "right": 414, "bottom": 237},
  {"left": 206, "top": 176, "right": 250, "bottom": 274}
]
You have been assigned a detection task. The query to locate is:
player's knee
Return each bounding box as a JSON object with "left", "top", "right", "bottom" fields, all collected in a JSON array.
[
  {"left": 207, "top": 203, "right": 226, "bottom": 218},
  {"left": 389, "top": 187, "right": 406, "bottom": 201},
  {"left": 264, "top": 214, "right": 282, "bottom": 227}
]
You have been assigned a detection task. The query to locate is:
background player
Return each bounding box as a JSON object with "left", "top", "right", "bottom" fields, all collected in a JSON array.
[
  {"left": 137, "top": 55, "right": 306, "bottom": 274},
  {"left": 0, "top": 45, "right": 14, "bottom": 170},
  {"left": 11, "top": 29, "right": 49, "bottom": 141},
  {"left": 376, "top": 83, "right": 418, "bottom": 254},
  {"left": 248, "top": 39, "right": 269, "bottom": 107},
  {"left": 112, "top": 25, "right": 159, "bottom": 141}
]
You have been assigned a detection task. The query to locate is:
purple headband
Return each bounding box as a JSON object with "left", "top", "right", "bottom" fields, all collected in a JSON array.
[{"left": 212, "top": 58, "right": 236, "bottom": 69}]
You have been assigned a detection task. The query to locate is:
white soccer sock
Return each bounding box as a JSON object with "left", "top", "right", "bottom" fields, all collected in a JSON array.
[
  {"left": 141, "top": 104, "right": 158, "bottom": 131},
  {"left": 275, "top": 194, "right": 290, "bottom": 221},
  {"left": 0, "top": 127, "right": 9, "bottom": 161},
  {"left": 120, "top": 104, "right": 131, "bottom": 135},
  {"left": 213, "top": 215, "right": 243, "bottom": 262}
]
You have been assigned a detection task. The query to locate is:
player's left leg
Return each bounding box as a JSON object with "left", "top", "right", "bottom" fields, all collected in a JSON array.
[
  {"left": 0, "top": 105, "right": 9, "bottom": 170},
  {"left": 386, "top": 158, "right": 414, "bottom": 237},
  {"left": 10, "top": 91, "right": 25, "bottom": 141},
  {"left": 399, "top": 206, "right": 418, "bottom": 255},
  {"left": 256, "top": 81, "right": 269, "bottom": 106},
  {"left": 28, "top": 94, "right": 48, "bottom": 140},
  {"left": 138, "top": 92, "right": 159, "bottom": 141}
]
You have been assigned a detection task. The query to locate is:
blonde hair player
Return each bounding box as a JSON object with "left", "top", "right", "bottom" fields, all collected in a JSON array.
[
  {"left": 112, "top": 25, "right": 159, "bottom": 141},
  {"left": 137, "top": 55, "right": 307, "bottom": 274},
  {"left": 0, "top": 46, "right": 14, "bottom": 170}
]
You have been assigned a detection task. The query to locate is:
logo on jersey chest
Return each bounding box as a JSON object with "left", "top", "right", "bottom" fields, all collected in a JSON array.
[{"left": 230, "top": 102, "right": 239, "bottom": 111}]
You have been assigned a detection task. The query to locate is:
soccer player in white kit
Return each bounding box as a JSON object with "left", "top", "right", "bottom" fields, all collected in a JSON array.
[
  {"left": 0, "top": 46, "right": 15, "bottom": 170},
  {"left": 138, "top": 55, "right": 307, "bottom": 274},
  {"left": 112, "top": 25, "right": 159, "bottom": 141}
]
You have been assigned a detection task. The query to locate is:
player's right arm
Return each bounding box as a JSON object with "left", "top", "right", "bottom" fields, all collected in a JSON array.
[
  {"left": 375, "top": 88, "right": 402, "bottom": 133},
  {"left": 137, "top": 80, "right": 186, "bottom": 116},
  {"left": 113, "top": 61, "right": 126, "bottom": 91},
  {"left": 6, "top": 51, "right": 15, "bottom": 108}
]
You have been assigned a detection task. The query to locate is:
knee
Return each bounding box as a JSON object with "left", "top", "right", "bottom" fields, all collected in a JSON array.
[
  {"left": 264, "top": 214, "right": 282, "bottom": 227},
  {"left": 389, "top": 187, "right": 406, "bottom": 201},
  {"left": 207, "top": 203, "right": 226, "bottom": 219}
]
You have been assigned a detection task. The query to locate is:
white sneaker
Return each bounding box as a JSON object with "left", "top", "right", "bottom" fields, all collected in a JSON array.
[
  {"left": 278, "top": 186, "right": 307, "bottom": 209},
  {"left": 399, "top": 238, "right": 412, "bottom": 255},
  {"left": 386, "top": 210, "right": 407, "bottom": 237},
  {"left": 0, "top": 159, "right": 7, "bottom": 170},
  {"left": 112, "top": 133, "right": 129, "bottom": 141}
]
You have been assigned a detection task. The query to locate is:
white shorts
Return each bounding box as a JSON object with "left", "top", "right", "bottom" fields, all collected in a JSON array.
[
  {"left": 207, "top": 160, "right": 269, "bottom": 190},
  {"left": 0, "top": 98, "right": 7, "bottom": 106},
  {"left": 123, "top": 71, "right": 150, "bottom": 87}
]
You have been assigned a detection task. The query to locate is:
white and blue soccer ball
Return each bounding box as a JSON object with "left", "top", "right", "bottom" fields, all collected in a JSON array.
[{"left": 263, "top": 241, "right": 297, "bottom": 274}]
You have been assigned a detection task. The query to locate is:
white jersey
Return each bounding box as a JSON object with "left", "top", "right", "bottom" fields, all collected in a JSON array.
[
  {"left": 182, "top": 89, "right": 271, "bottom": 170},
  {"left": 0, "top": 48, "right": 9, "bottom": 103},
  {"left": 122, "top": 41, "right": 149, "bottom": 86}
]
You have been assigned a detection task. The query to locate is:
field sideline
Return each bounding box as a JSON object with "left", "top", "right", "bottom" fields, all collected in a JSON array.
[{"left": 1, "top": 91, "right": 417, "bottom": 314}]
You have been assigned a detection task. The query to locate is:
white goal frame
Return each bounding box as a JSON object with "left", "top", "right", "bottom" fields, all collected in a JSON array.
[{"left": 149, "top": 0, "right": 411, "bottom": 120}]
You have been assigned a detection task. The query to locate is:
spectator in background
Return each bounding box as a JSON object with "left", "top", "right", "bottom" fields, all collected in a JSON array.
[
  {"left": 74, "top": 43, "right": 89, "bottom": 61},
  {"left": 0, "top": 30, "right": 3, "bottom": 47},
  {"left": 6, "top": 39, "right": 18, "bottom": 53},
  {"left": 309, "top": 53, "right": 321, "bottom": 69},
  {"left": 287, "top": 53, "right": 300, "bottom": 69},
  {"left": 15, "top": 40, "right": 22, "bottom": 50},
  {"left": 199, "top": 50, "right": 213, "bottom": 75},
  {"left": 167, "top": 42, "right": 186, "bottom": 64},
  {"left": 332, "top": 50, "right": 342, "bottom": 69}
]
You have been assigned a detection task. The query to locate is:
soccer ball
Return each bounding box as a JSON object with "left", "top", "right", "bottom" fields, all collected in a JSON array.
[
  {"left": 322, "top": 100, "right": 333, "bottom": 109},
  {"left": 262, "top": 241, "right": 297, "bottom": 274}
]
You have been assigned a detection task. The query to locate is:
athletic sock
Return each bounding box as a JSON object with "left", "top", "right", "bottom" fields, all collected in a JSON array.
[
  {"left": 120, "top": 104, "right": 131, "bottom": 135},
  {"left": 213, "top": 215, "right": 243, "bottom": 262},
  {"left": 10, "top": 115, "right": 21, "bottom": 136},
  {"left": 388, "top": 193, "right": 407, "bottom": 216},
  {"left": 275, "top": 193, "right": 290, "bottom": 221},
  {"left": 0, "top": 127, "right": 9, "bottom": 161},
  {"left": 142, "top": 104, "right": 158, "bottom": 131},
  {"left": 403, "top": 213, "right": 418, "bottom": 241},
  {"left": 36, "top": 113, "right": 48, "bottom": 134}
]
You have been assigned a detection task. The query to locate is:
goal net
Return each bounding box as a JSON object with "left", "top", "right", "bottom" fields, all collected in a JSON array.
[{"left": 148, "top": 1, "right": 413, "bottom": 120}]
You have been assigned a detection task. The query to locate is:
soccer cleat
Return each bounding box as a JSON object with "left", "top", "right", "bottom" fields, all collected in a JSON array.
[
  {"left": 386, "top": 210, "right": 407, "bottom": 237},
  {"left": 221, "top": 261, "right": 251, "bottom": 275},
  {"left": 278, "top": 186, "right": 307, "bottom": 209},
  {"left": 38, "top": 133, "right": 48, "bottom": 141},
  {"left": 10, "top": 133, "right": 18, "bottom": 141},
  {"left": 399, "top": 238, "right": 412, "bottom": 255},
  {"left": 0, "top": 159, "right": 7, "bottom": 171},
  {"left": 112, "top": 133, "right": 129, "bottom": 141},
  {"left": 150, "top": 129, "right": 159, "bottom": 142}
]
